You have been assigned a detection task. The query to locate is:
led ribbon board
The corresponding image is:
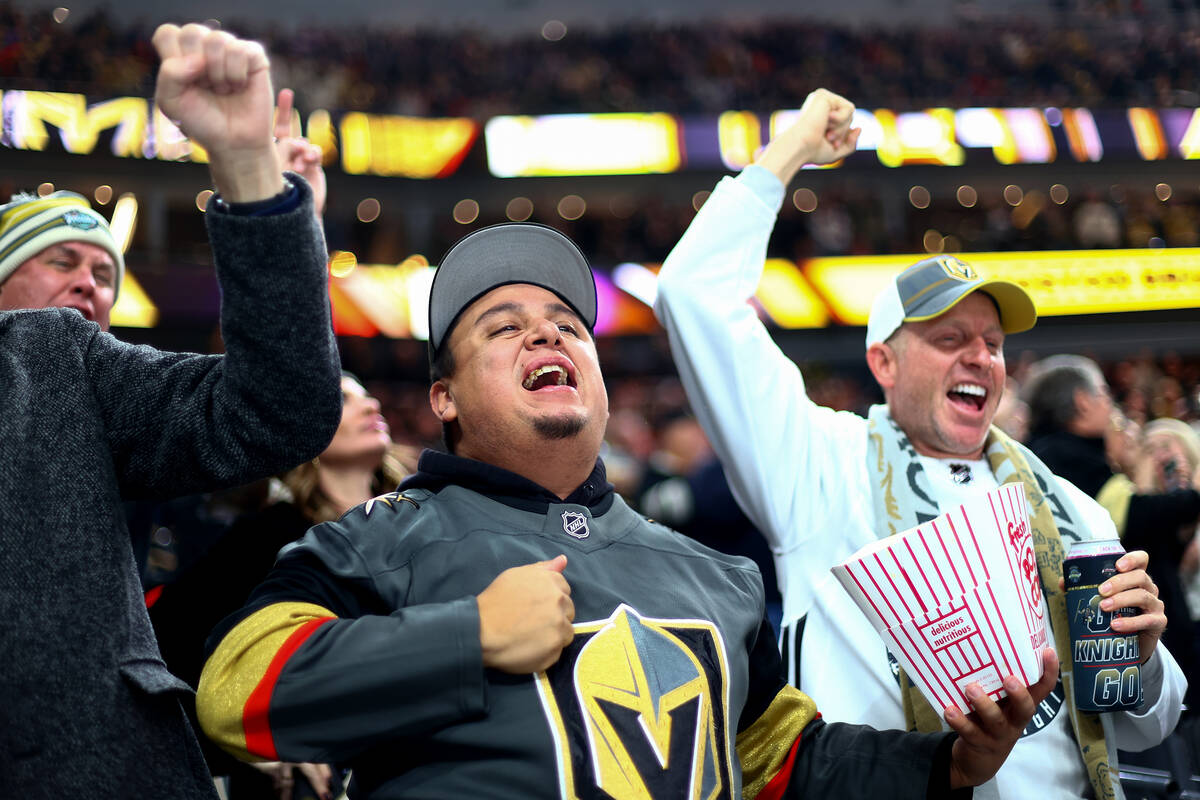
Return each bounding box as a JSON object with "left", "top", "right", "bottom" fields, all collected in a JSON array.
[{"left": 804, "top": 249, "right": 1200, "bottom": 325}]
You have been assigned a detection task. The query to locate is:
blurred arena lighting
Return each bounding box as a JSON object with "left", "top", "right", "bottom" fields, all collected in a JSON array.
[
  {"left": 557, "top": 194, "right": 586, "bottom": 220},
  {"left": 453, "top": 199, "right": 479, "bottom": 224},
  {"left": 1050, "top": 184, "right": 1070, "bottom": 204},
  {"left": 93, "top": 185, "right": 112, "bottom": 205},
  {"left": 1004, "top": 184, "right": 1024, "bottom": 206},
  {"left": 1156, "top": 183, "right": 1173, "bottom": 201},
  {"left": 194, "top": 189, "right": 213, "bottom": 212},
  {"left": 326, "top": 256, "right": 432, "bottom": 338},
  {"left": 1044, "top": 107, "right": 1063, "bottom": 126},
  {"left": 1012, "top": 191, "right": 1046, "bottom": 230},
  {"left": 109, "top": 273, "right": 158, "bottom": 328},
  {"left": 876, "top": 109, "right": 963, "bottom": 167},
  {"left": 1062, "top": 109, "right": 1103, "bottom": 161},
  {"left": 323, "top": 246, "right": 1200, "bottom": 340},
  {"left": 908, "top": 186, "right": 930, "bottom": 209},
  {"left": 541, "top": 20, "right": 567, "bottom": 41},
  {"left": 1129, "top": 108, "right": 1168, "bottom": 160},
  {"left": 109, "top": 193, "right": 137, "bottom": 254},
  {"left": 356, "top": 198, "right": 381, "bottom": 223},
  {"left": 506, "top": 197, "right": 533, "bottom": 221},
  {"left": 106, "top": 189, "right": 156, "bottom": 329},
  {"left": 691, "top": 191, "right": 710, "bottom": 211},
  {"left": 923, "top": 230, "right": 944, "bottom": 253},
  {"left": 807, "top": 248, "right": 1200, "bottom": 325},
  {"left": 51, "top": 7, "right": 68, "bottom": 23},
  {"left": 793, "top": 188, "right": 818, "bottom": 213},
  {"left": 757, "top": 260, "right": 830, "bottom": 328},
  {"left": 37, "top": 183, "right": 54, "bottom": 196},
  {"left": 407, "top": 264, "right": 434, "bottom": 341},
  {"left": 613, "top": 262, "right": 659, "bottom": 307},
  {"left": 329, "top": 251, "right": 358, "bottom": 278},
  {"left": 956, "top": 185, "right": 977, "bottom": 208},
  {"left": 719, "top": 111, "right": 763, "bottom": 170},
  {"left": 340, "top": 113, "right": 477, "bottom": 178},
  {"left": 485, "top": 114, "right": 680, "bottom": 177}
]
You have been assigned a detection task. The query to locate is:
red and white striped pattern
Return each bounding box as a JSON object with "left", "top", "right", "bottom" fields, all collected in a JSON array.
[{"left": 833, "top": 483, "right": 1047, "bottom": 713}]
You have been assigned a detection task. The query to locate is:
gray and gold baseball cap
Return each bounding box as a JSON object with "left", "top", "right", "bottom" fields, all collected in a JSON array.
[
  {"left": 865, "top": 255, "right": 1036, "bottom": 347},
  {"left": 428, "top": 222, "right": 597, "bottom": 354}
]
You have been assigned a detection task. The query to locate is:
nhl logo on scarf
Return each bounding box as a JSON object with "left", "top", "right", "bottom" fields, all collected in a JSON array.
[{"left": 561, "top": 510, "right": 589, "bottom": 539}]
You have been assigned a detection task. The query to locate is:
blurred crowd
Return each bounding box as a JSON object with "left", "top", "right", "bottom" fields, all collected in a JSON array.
[
  {"left": 362, "top": 346, "right": 1200, "bottom": 466},
  {"left": 413, "top": 183, "right": 1200, "bottom": 271},
  {"left": 3, "top": 1, "right": 1200, "bottom": 115}
]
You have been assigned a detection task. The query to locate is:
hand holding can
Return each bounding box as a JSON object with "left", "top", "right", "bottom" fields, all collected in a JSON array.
[{"left": 1064, "top": 542, "right": 1164, "bottom": 711}]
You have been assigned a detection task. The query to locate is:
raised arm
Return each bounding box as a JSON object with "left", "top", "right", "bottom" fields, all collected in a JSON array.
[
  {"left": 653, "top": 89, "right": 862, "bottom": 555},
  {"left": 95, "top": 25, "right": 340, "bottom": 497}
]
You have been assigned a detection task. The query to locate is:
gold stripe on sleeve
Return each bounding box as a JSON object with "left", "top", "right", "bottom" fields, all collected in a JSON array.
[
  {"left": 736, "top": 685, "right": 818, "bottom": 799},
  {"left": 196, "top": 602, "right": 336, "bottom": 761}
]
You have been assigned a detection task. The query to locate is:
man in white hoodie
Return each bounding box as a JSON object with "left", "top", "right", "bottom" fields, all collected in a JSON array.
[{"left": 654, "top": 88, "right": 1185, "bottom": 799}]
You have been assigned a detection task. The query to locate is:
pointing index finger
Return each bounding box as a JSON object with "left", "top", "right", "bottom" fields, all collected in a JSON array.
[{"left": 274, "top": 88, "right": 295, "bottom": 141}]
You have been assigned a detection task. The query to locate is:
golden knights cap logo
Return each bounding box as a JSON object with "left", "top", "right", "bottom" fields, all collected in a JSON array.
[
  {"left": 535, "top": 604, "right": 734, "bottom": 799},
  {"left": 935, "top": 255, "right": 977, "bottom": 281}
]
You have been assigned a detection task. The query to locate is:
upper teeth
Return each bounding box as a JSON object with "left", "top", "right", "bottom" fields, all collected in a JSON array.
[
  {"left": 523, "top": 365, "right": 568, "bottom": 389},
  {"left": 952, "top": 383, "right": 986, "bottom": 397}
]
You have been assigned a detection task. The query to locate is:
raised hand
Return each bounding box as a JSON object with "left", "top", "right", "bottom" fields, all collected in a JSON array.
[
  {"left": 273, "top": 88, "right": 327, "bottom": 218},
  {"left": 152, "top": 23, "right": 282, "bottom": 202},
  {"left": 754, "top": 88, "right": 861, "bottom": 186},
  {"left": 945, "top": 648, "right": 1060, "bottom": 789},
  {"left": 477, "top": 554, "right": 575, "bottom": 673}
]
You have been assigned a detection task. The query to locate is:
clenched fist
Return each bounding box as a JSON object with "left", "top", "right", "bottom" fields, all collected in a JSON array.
[{"left": 477, "top": 555, "right": 575, "bottom": 673}]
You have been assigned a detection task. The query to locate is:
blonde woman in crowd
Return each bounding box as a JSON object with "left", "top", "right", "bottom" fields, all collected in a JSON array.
[{"left": 150, "top": 374, "right": 410, "bottom": 799}]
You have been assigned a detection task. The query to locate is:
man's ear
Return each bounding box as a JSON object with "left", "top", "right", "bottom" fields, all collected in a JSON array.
[
  {"left": 866, "top": 341, "right": 899, "bottom": 391},
  {"left": 429, "top": 381, "right": 457, "bottom": 424}
]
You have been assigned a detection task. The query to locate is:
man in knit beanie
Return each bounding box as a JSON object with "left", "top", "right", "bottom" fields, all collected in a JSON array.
[
  {"left": 0, "top": 23, "right": 342, "bottom": 799},
  {"left": 0, "top": 190, "right": 124, "bottom": 330}
]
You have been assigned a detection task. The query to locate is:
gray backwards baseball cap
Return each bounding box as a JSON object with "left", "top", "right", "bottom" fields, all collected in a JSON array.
[
  {"left": 865, "top": 255, "right": 1036, "bottom": 348},
  {"left": 428, "top": 222, "right": 597, "bottom": 354}
]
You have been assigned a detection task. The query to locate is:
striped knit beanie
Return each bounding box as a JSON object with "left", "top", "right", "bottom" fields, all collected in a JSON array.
[{"left": 0, "top": 191, "right": 124, "bottom": 297}]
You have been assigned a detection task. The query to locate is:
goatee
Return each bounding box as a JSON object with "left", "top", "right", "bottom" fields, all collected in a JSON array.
[{"left": 533, "top": 414, "right": 587, "bottom": 439}]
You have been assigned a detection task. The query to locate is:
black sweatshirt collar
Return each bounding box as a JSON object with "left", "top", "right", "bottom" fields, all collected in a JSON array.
[{"left": 399, "top": 449, "right": 616, "bottom": 515}]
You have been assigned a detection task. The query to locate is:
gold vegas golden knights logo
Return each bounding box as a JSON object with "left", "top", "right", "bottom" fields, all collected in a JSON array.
[
  {"left": 937, "top": 256, "right": 977, "bottom": 281},
  {"left": 535, "top": 604, "right": 734, "bottom": 800}
]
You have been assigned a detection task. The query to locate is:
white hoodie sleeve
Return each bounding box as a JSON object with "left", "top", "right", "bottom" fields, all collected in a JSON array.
[{"left": 654, "top": 167, "right": 871, "bottom": 577}]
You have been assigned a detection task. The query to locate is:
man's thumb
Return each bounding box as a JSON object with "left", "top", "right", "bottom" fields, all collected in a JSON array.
[{"left": 539, "top": 554, "right": 568, "bottom": 573}]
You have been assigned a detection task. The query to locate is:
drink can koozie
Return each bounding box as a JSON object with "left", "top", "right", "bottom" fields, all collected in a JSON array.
[{"left": 1064, "top": 539, "right": 1142, "bottom": 712}]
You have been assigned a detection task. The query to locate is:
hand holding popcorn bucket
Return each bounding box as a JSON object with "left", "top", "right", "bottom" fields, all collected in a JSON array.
[{"left": 833, "top": 483, "right": 1048, "bottom": 713}]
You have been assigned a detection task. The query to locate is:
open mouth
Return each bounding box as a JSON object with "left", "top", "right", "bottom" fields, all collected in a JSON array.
[
  {"left": 947, "top": 382, "right": 987, "bottom": 412},
  {"left": 522, "top": 364, "right": 575, "bottom": 391}
]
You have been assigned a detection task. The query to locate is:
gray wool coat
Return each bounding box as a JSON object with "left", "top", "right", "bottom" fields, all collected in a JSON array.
[{"left": 0, "top": 178, "right": 342, "bottom": 798}]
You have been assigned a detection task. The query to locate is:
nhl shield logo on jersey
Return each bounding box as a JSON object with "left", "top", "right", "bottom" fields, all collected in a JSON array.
[
  {"left": 561, "top": 510, "right": 590, "bottom": 540},
  {"left": 535, "top": 604, "right": 734, "bottom": 799}
]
